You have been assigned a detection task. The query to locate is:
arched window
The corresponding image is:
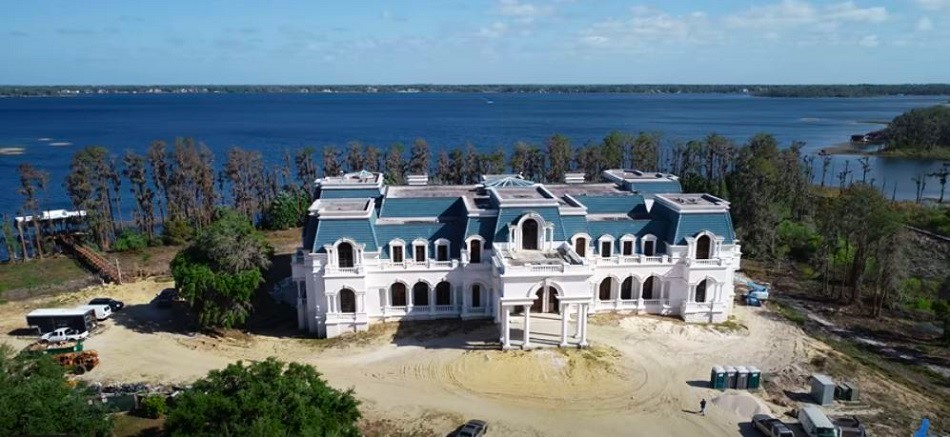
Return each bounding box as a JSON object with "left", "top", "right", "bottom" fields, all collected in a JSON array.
[
  {"left": 621, "top": 277, "right": 634, "bottom": 300},
  {"left": 643, "top": 276, "right": 657, "bottom": 300},
  {"left": 575, "top": 237, "right": 587, "bottom": 257},
  {"left": 390, "top": 283, "right": 407, "bottom": 307},
  {"left": 522, "top": 219, "right": 539, "bottom": 250},
  {"left": 471, "top": 284, "right": 482, "bottom": 307},
  {"left": 695, "top": 279, "right": 708, "bottom": 303},
  {"left": 413, "top": 282, "right": 429, "bottom": 306},
  {"left": 339, "top": 288, "right": 356, "bottom": 313},
  {"left": 696, "top": 235, "right": 712, "bottom": 260},
  {"left": 338, "top": 242, "right": 354, "bottom": 268},
  {"left": 469, "top": 239, "right": 482, "bottom": 263},
  {"left": 436, "top": 282, "right": 452, "bottom": 305},
  {"left": 598, "top": 277, "right": 613, "bottom": 301}
]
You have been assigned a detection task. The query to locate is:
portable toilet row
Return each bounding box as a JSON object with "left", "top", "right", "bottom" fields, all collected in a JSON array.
[{"left": 710, "top": 365, "right": 761, "bottom": 390}]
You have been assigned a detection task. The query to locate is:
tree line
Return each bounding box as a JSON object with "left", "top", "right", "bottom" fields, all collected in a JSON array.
[
  {"left": 4, "top": 84, "right": 950, "bottom": 98},
  {"left": 881, "top": 105, "right": 950, "bottom": 157}
]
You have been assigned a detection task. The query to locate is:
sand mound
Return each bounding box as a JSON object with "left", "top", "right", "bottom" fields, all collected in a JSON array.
[
  {"left": 440, "top": 346, "right": 641, "bottom": 410},
  {"left": 711, "top": 392, "right": 772, "bottom": 418}
]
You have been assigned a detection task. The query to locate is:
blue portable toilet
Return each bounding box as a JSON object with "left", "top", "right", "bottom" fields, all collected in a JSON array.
[{"left": 710, "top": 366, "right": 726, "bottom": 390}]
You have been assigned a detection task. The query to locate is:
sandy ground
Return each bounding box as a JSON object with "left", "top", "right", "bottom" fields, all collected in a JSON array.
[{"left": 0, "top": 279, "right": 915, "bottom": 436}]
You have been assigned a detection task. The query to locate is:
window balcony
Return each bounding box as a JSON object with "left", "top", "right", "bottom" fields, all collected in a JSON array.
[
  {"left": 593, "top": 254, "right": 672, "bottom": 265},
  {"left": 324, "top": 266, "right": 364, "bottom": 276}
]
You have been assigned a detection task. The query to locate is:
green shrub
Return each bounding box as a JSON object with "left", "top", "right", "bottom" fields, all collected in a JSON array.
[
  {"left": 162, "top": 219, "right": 194, "bottom": 246},
  {"left": 137, "top": 394, "right": 167, "bottom": 419},
  {"left": 263, "top": 189, "right": 310, "bottom": 230},
  {"left": 113, "top": 230, "right": 148, "bottom": 252},
  {"left": 776, "top": 220, "right": 820, "bottom": 261}
]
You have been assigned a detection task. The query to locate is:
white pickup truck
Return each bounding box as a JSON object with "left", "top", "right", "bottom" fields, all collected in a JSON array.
[{"left": 40, "top": 327, "right": 89, "bottom": 343}]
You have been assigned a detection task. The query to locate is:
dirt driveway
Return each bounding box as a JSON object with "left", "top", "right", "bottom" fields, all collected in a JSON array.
[{"left": 0, "top": 279, "right": 934, "bottom": 436}]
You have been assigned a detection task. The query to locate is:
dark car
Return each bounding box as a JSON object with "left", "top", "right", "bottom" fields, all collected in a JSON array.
[
  {"left": 457, "top": 420, "right": 488, "bottom": 437},
  {"left": 89, "top": 297, "right": 125, "bottom": 312},
  {"left": 155, "top": 289, "right": 179, "bottom": 308}
]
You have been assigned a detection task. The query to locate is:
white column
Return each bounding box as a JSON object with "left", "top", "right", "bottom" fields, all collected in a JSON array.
[
  {"left": 579, "top": 304, "right": 589, "bottom": 347},
  {"left": 559, "top": 303, "right": 569, "bottom": 347},
  {"left": 502, "top": 305, "right": 511, "bottom": 349},
  {"left": 522, "top": 305, "right": 531, "bottom": 349},
  {"left": 429, "top": 287, "right": 435, "bottom": 316},
  {"left": 356, "top": 292, "right": 365, "bottom": 313},
  {"left": 574, "top": 303, "right": 582, "bottom": 338}
]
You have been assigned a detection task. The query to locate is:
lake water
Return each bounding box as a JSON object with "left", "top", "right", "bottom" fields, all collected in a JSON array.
[{"left": 0, "top": 93, "right": 947, "bottom": 216}]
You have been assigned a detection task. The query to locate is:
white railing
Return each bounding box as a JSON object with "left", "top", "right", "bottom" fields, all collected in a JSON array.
[
  {"left": 325, "top": 266, "right": 363, "bottom": 275},
  {"left": 385, "top": 306, "right": 408, "bottom": 316},
  {"left": 690, "top": 258, "right": 723, "bottom": 266},
  {"left": 467, "top": 306, "right": 486, "bottom": 314},
  {"left": 430, "top": 260, "right": 454, "bottom": 268},
  {"left": 642, "top": 299, "right": 671, "bottom": 307},
  {"left": 434, "top": 305, "right": 455, "bottom": 313},
  {"left": 528, "top": 264, "right": 563, "bottom": 272},
  {"left": 594, "top": 255, "right": 670, "bottom": 265},
  {"left": 619, "top": 300, "right": 639, "bottom": 309}
]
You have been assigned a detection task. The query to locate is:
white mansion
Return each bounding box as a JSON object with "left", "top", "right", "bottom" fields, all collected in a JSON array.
[{"left": 290, "top": 169, "right": 742, "bottom": 349}]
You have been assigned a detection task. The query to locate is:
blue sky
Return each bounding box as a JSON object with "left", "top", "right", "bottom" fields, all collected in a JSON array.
[{"left": 2, "top": 0, "right": 948, "bottom": 84}]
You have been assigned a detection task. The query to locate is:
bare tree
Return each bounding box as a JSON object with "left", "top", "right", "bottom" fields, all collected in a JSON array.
[{"left": 17, "top": 163, "right": 48, "bottom": 259}]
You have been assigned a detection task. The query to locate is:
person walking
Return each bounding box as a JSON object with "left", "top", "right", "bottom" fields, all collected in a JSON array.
[{"left": 700, "top": 398, "right": 707, "bottom": 416}]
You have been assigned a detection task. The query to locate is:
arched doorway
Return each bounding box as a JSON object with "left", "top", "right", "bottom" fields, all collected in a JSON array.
[
  {"left": 390, "top": 283, "right": 407, "bottom": 306},
  {"left": 338, "top": 242, "right": 354, "bottom": 268},
  {"left": 621, "top": 277, "right": 634, "bottom": 300},
  {"left": 642, "top": 276, "right": 657, "bottom": 300},
  {"left": 413, "top": 282, "right": 429, "bottom": 306},
  {"left": 470, "top": 284, "right": 482, "bottom": 308},
  {"left": 531, "top": 286, "right": 559, "bottom": 313},
  {"left": 522, "top": 219, "right": 539, "bottom": 250},
  {"left": 575, "top": 237, "right": 587, "bottom": 257},
  {"left": 339, "top": 288, "right": 356, "bottom": 313},
  {"left": 599, "top": 277, "right": 613, "bottom": 301},
  {"left": 696, "top": 235, "right": 712, "bottom": 260},
  {"left": 436, "top": 281, "right": 452, "bottom": 305},
  {"left": 695, "top": 279, "right": 708, "bottom": 303}
]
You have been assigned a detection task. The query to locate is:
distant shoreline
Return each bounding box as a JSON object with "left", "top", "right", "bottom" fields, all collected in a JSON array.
[
  {"left": 821, "top": 142, "right": 950, "bottom": 160},
  {"left": 2, "top": 84, "right": 950, "bottom": 99}
]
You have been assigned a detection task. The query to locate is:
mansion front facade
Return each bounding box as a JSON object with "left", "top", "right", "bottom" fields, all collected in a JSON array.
[{"left": 290, "top": 169, "right": 741, "bottom": 349}]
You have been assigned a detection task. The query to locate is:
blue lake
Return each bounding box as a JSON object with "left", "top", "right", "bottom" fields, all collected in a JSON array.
[{"left": 0, "top": 92, "right": 947, "bottom": 215}]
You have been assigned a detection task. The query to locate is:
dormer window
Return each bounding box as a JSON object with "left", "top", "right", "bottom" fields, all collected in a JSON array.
[
  {"left": 620, "top": 234, "right": 635, "bottom": 256},
  {"left": 696, "top": 234, "right": 712, "bottom": 259},
  {"left": 469, "top": 239, "right": 482, "bottom": 263},
  {"left": 598, "top": 235, "right": 614, "bottom": 258},
  {"left": 413, "top": 239, "right": 427, "bottom": 262},
  {"left": 600, "top": 240, "right": 612, "bottom": 258},
  {"left": 392, "top": 244, "right": 404, "bottom": 263},
  {"left": 337, "top": 241, "right": 355, "bottom": 268},
  {"left": 435, "top": 239, "right": 450, "bottom": 261},
  {"left": 641, "top": 235, "right": 658, "bottom": 256}
]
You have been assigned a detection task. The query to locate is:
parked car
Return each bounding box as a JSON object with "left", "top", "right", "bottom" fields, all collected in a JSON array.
[
  {"left": 76, "top": 304, "right": 112, "bottom": 320},
  {"left": 457, "top": 420, "right": 488, "bottom": 437},
  {"left": 155, "top": 289, "right": 179, "bottom": 308},
  {"left": 88, "top": 297, "right": 125, "bottom": 312},
  {"left": 752, "top": 414, "right": 794, "bottom": 437},
  {"left": 832, "top": 416, "right": 867, "bottom": 437},
  {"left": 40, "top": 327, "right": 89, "bottom": 343}
]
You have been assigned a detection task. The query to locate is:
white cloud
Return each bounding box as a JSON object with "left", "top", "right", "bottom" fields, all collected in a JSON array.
[
  {"left": 725, "top": 0, "right": 887, "bottom": 30},
  {"left": 497, "top": 0, "right": 553, "bottom": 23},
  {"left": 858, "top": 34, "right": 879, "bottom": 47},
  {"left": 916, "top": 0, "right": 950, "bottom": 11},
  {"left": 579, "top": 7, "right": 717, "bottom": 50},
  {"left": 478, "top": 21, "right": 509, "bottom": 38},
  {"left": 917, "top": 16, "right": 934, "bottom": 31}
]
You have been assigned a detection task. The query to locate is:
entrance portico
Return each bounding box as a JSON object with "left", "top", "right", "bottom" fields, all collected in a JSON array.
[{"left": 499, "top": 289, "right": 590, "bottom": 350}]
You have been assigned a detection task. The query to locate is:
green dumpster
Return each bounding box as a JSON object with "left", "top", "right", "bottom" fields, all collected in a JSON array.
[
  {"left": 710, "top": 366, "right": 727, "bottom": 390},
  {"left": 747, "top": 366, "right": 761, "bottom": 389}
]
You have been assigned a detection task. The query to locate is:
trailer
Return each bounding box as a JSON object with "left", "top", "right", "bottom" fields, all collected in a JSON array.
[{"left": 26, "top": 308, "right": 96, "bottom": 335}]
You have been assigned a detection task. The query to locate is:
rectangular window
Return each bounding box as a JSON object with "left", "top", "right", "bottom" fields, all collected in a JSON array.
[
  {"left": 622, "top": 241, "right": 633, "bottom": 256},
  {"left": 437, "top": 244, "right": 448, "bottom": 261},
  {"left": 392, "top": 245, "right": 403, "bottom": 263},
  {"left": 471, "top": 285, "right": 481, "bottom": 307},
  {"left": 600, "top": 241, "right": 612, "bottom": 258},
  {"left": 414, "top": 245, "right": 426, "bottom": 262},
  {"left": 644, "top": 240, "right": 655, "bottom": 256}
]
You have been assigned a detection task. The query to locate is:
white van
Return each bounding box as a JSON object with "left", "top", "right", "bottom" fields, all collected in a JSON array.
[
  {"left": 76, "top": 304, "right": 112, "bottom": 321},
  {"left": 799, "top": 405, "right": 839, "bottom": 437}
]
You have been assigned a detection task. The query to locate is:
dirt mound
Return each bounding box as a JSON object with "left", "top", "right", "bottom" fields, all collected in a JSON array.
[
  {"left": 439, "top": 346, "right": 641, "bottom": 410},
  {"left": 711, "top": 392, "right": 772, "bottom": 418}
]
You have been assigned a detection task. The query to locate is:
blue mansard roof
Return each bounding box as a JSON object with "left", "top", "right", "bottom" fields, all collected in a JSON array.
[{"left": 303, "top": 170, "right": 736, "bottom": 254}]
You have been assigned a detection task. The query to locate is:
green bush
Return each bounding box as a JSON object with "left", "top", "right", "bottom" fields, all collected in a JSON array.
[
  {"left": 776, "top": 220, "right": 820, "bottom": 261},
  {"left": 162, "top": 219, "right": 194, "bottom": 246},
  {"left": 263, "top": 189, "right": 310, "bottom": 230},
  {"left": 137, "top": 394, "right": 167, "bottom": 419},
  {"left": 113, "top": 230, "right": 148, "bottom": 252}
]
